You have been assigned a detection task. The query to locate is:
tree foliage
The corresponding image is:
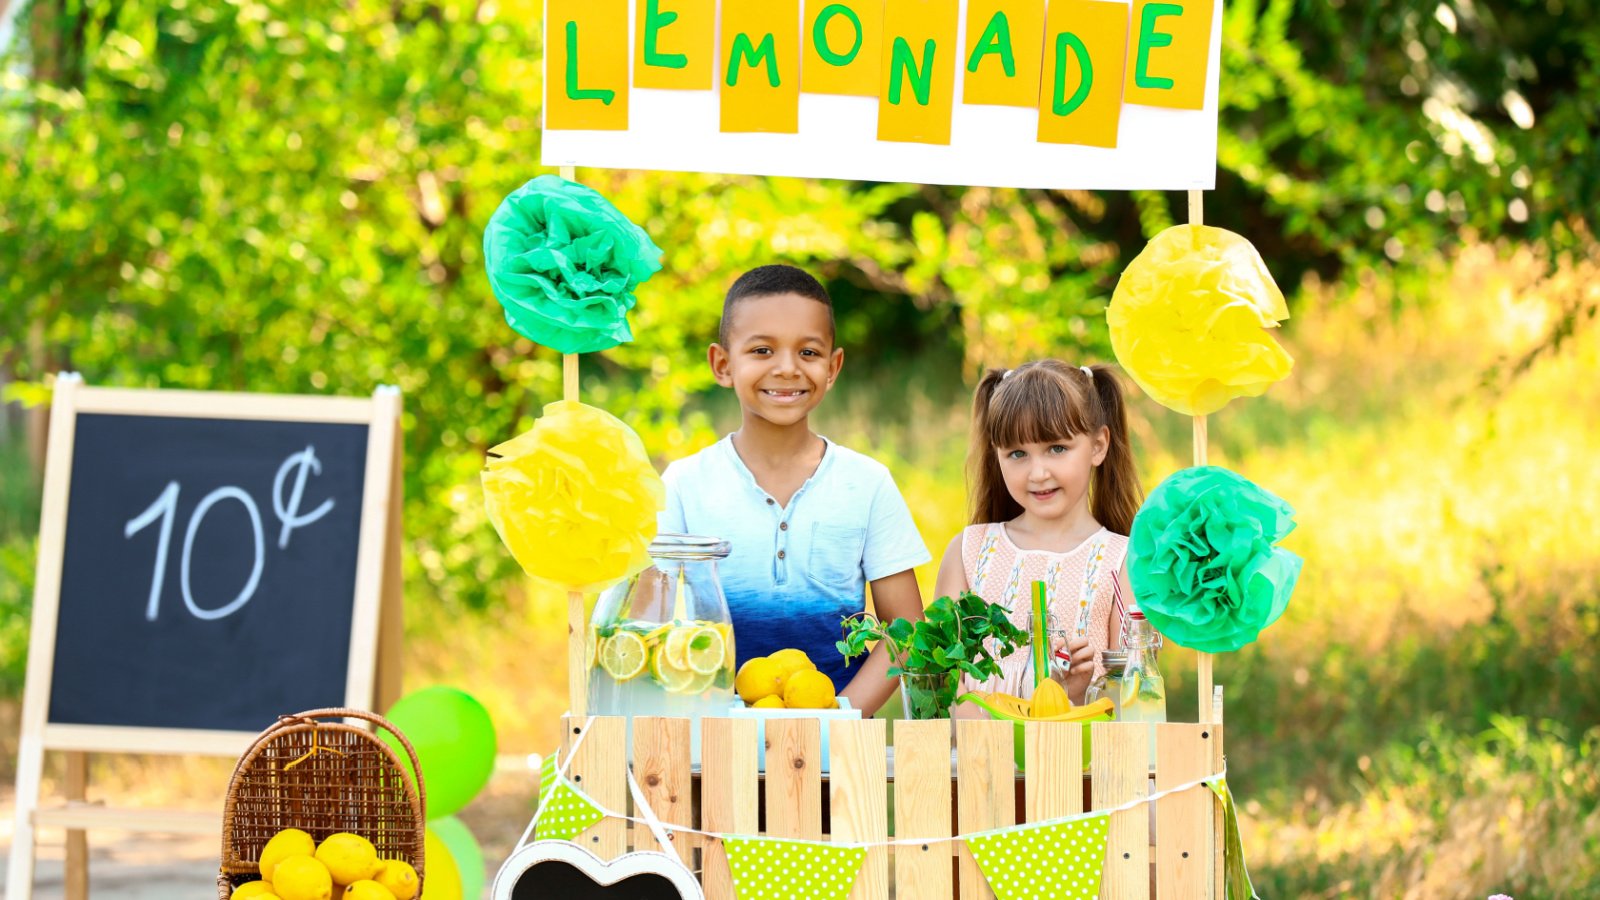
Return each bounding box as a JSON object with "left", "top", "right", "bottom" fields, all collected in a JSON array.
[{"left": 1, "top": 0, "right": 1595, "bottom": 617}]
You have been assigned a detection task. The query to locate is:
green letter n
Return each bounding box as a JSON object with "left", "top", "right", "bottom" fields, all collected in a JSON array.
[
  {"left": 888, "top": 36, "right": 935, "bottom": 106},
  {"left": 1134, "top": 2, "right": 1181, "bottom": 89},
  {"left": 643, "top": 0, "right": 688, "bottom": 69},
  {"left": 726, "top": 32, "right": 780, "bottom": 88},
  {"left": 966, "top": 11, "right": 1016, "bottom": 77},
  {"left": 566, "top": 21, "right": 616, "bottom": 104}
]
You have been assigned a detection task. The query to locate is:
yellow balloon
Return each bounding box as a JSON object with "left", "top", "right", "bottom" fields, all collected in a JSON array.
[
  {"left": 482, "top": 400, "right": 665, "bottom": 593},
  {"left": 1108, "top": 224, "right": 1293, "bottom": 415},
  {"left": 421, "top": 828, "right": 462, "bottom": 900}
]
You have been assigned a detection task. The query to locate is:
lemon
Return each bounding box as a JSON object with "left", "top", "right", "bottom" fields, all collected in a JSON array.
[
  {"left": 341, "top": 880, "right": 398, "bottom": 900},
  {"left": 273, "top": 855, "right": 333, "bottom": 900},
  {"left": 259, "top": 829, "right": 316, "bottom": 882},
  {"left": 649, "top": 646, "right": 697, "bottom": 693},
  {"left": 233, "top": 882, "right": 278, "bottom": 899},
  {"left": 735, "top": 657, "right": 784, "bottom": 704},
  {"left": 373, "top": 859, "right": 419, "bottom": 900},
  {"left": 315, "top": 833, "right": 381, "bottom": 885},
  {"left": 782, "top": 669, "right": 838, "bottom": 710},
  {"left": 684, "top": 627, "right": 727, "bottom": 675},
  {"left": 752, "top": 695, "right": 785, "bottom": 709},
  {"left": 662, "top": 625, "right": 697, "bottom": 670},
  {"left": 768, "top": 648, "right": 815, "bottom": 676},
  {"left": 598, "top": 631, "right": 648, "bottom": 682}
]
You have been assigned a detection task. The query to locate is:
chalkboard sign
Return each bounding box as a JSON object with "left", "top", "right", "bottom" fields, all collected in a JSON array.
[
  {"left": 7, "top": 375, "right": 403, "bottom": 899},
  {"left": 52, "top": 413, "right": 370, "bottom": 731}
]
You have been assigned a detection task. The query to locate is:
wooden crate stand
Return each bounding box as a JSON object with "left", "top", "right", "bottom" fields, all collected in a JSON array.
[{"left": 557, "top": 715, "right": 1224, "bottom": 900}]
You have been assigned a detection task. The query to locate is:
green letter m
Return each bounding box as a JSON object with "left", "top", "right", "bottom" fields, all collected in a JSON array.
[{"left": 725, "top": 32, "right": 780, "bottom": 88}]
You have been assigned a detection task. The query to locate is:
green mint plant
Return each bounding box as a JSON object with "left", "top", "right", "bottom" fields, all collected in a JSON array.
[{"left": 837, "top": 592, "right": 1030, "bottom": 718}]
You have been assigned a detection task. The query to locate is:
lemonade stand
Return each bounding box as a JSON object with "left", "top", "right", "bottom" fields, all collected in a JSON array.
[{"left": 474, "top": 0, "right": 1297, "bottom": 895}]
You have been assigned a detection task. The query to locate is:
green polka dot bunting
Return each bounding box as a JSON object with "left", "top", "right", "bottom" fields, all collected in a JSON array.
[
  {"left": 723, "top": 836, "right": 866, "bottom": 900},
  {"left": 966, "top": 815, "right": 1111, "bottom": 900},
  {"left": 535, "top": 754, "right": 605, "bottom": 842}
]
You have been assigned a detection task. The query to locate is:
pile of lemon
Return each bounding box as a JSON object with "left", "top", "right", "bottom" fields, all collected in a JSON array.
[
  {"left": 231, "top": 829, "right": 419, "bottom": 900},
  {"left": 594, "top": 620, "right": 731, "bottom": 695},
  {"left": 735, "top": 649, "right": 837, "bottom": 709}
]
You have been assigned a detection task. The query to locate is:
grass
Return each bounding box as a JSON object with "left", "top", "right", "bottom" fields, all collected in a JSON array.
[{"left": 2, "top": 243, "right": 1597, "bottom": 896}]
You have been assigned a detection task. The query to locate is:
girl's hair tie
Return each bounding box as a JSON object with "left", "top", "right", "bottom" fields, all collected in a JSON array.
[
  {"left": 1080, "top": 365, "right": 1093, "bottom": 378},
  {"left": 1001, "top": 368, "right": 1014, "bottom": 380}
]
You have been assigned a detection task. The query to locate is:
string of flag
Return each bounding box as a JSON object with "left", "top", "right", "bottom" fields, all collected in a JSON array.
[{"left": 527, "top": 719, "right": 1257, "bottom": 900}]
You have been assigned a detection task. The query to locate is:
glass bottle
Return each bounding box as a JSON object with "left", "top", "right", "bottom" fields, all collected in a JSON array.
[
  {"left": 1118, "top": 610, "right": 1167, "bottom": 762},
  {"left": 1084, "top": 649, "right": 1128, "bottom": 717},
  {"left": 588, "top": 534, "right": 736, "bottom": 764}
]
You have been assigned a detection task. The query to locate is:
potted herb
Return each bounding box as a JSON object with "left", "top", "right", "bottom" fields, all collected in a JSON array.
[{"left": 837, "top": 592, "right": 1029, "bottom": 720}]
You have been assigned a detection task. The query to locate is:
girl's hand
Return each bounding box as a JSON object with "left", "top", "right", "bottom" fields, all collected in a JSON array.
[{"left": 1056, "top": 636, "right": 1096, "bottom": 704}]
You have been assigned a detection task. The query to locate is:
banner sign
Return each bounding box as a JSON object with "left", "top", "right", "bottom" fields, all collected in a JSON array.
[{"left": 541, "top": 0, "right": 1223, "bottom": 189}]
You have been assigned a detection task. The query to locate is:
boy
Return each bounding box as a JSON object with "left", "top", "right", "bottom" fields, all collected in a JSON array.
[{"left": 660, "top": 265, "right": 928, "bottom": 715}]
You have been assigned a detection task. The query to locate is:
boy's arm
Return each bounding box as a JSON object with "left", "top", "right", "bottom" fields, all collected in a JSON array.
[{"left": 839, "top": 569, "right": 923, "bottom": 716}]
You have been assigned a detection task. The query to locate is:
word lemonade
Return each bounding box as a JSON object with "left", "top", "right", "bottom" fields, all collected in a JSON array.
[{"left": 548, "top": 0, "right": 1216, "bottom": 147}]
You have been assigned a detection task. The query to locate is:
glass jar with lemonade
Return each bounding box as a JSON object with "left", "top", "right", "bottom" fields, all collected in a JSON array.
[{"left": 588, "top": 534, "right": 735, "bottom": 758}]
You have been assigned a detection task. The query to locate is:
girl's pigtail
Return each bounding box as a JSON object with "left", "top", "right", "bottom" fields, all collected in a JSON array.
[
  {"left": 968, "top": 368, "right": 1021, "bottom": 525},
  {"left": 1088, "top": 365, "right": 1144, "bottom": 535}
]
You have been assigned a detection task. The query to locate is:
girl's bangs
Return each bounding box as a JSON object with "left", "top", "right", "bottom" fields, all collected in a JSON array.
[{"left": 984, "top": 373, "right": 1094, "bottom": 448}]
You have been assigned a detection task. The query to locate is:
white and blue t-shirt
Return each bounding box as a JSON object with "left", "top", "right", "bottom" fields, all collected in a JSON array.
[{"left": 660, "top": 435, "right": 931, "bottom": 687}]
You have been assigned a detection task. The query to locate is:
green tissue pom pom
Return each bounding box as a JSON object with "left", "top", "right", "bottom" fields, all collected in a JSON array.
[
  {"left": 483, "top": 175, "right": 664, "bottom": 354},
  {"left": 1127, "top": 466, "right": 1302, "bottom": 653}
]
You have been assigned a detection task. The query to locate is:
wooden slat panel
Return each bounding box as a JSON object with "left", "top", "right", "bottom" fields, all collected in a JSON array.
[
  {"left": 1211, "top": 724, "right": 1225, "bottom": 900},
  {"left": 956, "top": 719, "right": 1014, "bottom": 900},
  {"left": 1092, "top": 723, "right": 1150, "bottom": 900},
  {"left": 634, "top": 717, "right": 693, "bottom": 864},
  {"left": 1023, "top": 721, "right": 1083, "bottom": 822},
  {"left": 765, "top": 718, "right": 823, "bottom": 840},
  {"left": 893, "top": 720, "right": 952, "bottom": 900},
  {"left": 563, "top": 715, "right": 627, "bottom": 860},
  {"left": 701, "top": 718, "right": 759, "bottom": 900},
  {"left": 1155, "top": 724, "right": 1212, "bottom": 900},
  {"left": 830, "top": 719, "right": 889, "bottom": 900}
]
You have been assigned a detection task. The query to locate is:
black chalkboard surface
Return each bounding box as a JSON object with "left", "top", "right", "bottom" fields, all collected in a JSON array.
[{"left": 49, "top": 412, "right": 371, "bottom": 732}]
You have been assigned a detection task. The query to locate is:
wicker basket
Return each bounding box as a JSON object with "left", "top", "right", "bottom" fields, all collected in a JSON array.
[{"left": 218, "top": 708, "right": 426, "bottom": 898}]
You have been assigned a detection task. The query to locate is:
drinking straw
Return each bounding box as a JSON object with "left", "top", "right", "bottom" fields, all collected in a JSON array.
[{"left": 1031, "top": 580, "right": 1049, "bottom": 689}]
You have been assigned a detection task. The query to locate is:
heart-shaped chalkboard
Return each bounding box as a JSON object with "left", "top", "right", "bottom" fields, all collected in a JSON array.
[{"left": 492, "top": 840, "right": 704, "bottom": 900}]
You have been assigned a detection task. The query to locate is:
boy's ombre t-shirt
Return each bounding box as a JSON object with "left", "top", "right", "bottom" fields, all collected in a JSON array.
[{"left": 660, "top": 436, "right": 931, "bottom": 687}]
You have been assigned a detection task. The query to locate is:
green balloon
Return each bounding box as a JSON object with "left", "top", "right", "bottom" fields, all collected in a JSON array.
[
  {"left": 383, "top": 687, "right": 497, "bottom": 819},
  {"left": 429, "top": 815, "right": 485, "bottom": 900}
]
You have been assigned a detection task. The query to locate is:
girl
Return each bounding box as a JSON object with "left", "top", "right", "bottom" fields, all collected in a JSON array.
[{"left": 935, "top": 359, "right": 1144, "bottom": 707}]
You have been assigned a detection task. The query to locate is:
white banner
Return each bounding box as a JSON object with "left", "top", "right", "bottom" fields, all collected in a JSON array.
[{"left": 541, "top": 0, "right": 1224, "bottom": 190}]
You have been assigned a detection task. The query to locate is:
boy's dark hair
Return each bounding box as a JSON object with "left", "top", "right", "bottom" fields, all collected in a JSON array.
[{"left": 719, "top": 264, "right": 835, "bottom": 346}]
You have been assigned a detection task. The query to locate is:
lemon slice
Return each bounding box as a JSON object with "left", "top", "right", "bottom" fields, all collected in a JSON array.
[
  {"left": 650, "top": 648, "right": 697, "bottom": 693},
  {"left": 599, "top": 631, "right": 647, "bottom": 682},
  {"left": 685, "top": 627, "right": 727, "bottom": 676},
  {"left": 639, "top": 622, "right": 673, "bottom": 644},
  {"left": 681, "top": 667, "right": 718, "bottom": 695},
  {"left": 663, "top": 625, "right": 696, "bottom": 670}
]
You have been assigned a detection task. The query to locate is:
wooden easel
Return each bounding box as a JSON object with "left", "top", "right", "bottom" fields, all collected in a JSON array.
[{"left": 5, "top": 376, "right": 407, "bottom": 900}]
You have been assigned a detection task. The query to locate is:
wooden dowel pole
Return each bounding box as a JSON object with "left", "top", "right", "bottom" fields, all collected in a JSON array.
[
  {"left": 560, "top": 161, "right": 583, "bottom": 716},
  {"left": 1189, "top": 188, "right": 1216, "bottom": 724},
  {"left": 562, "top": 349, "right": 587, "bottom": 716}
]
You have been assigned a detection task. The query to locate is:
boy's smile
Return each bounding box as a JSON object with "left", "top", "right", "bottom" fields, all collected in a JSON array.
[{"left": 710, "top": 292, "right": 843, "bottom": 428}]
